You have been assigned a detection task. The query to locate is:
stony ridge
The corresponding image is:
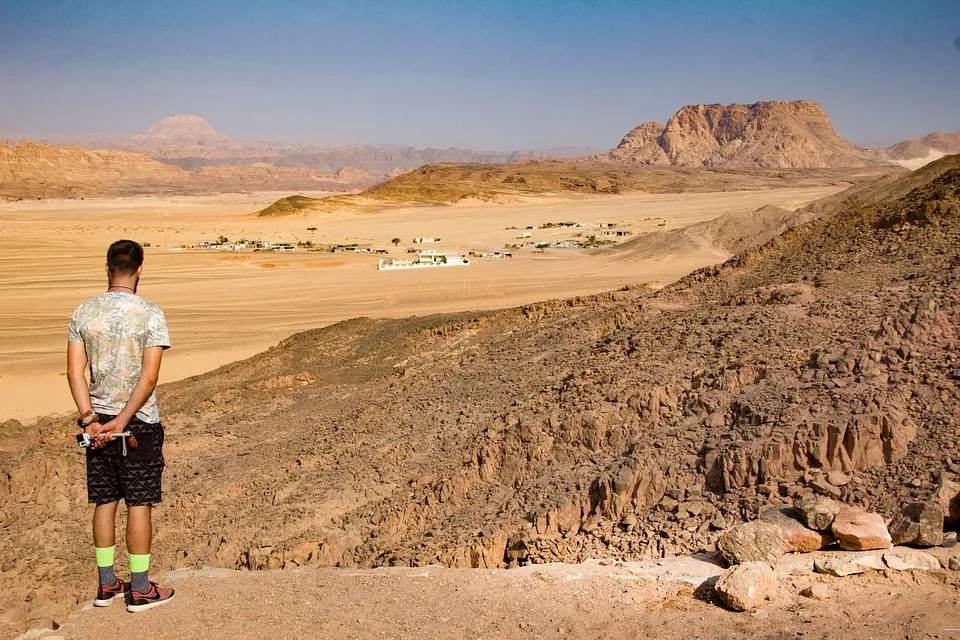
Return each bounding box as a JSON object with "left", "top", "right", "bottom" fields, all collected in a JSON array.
[{"left": 1, "top": 156, "right": 958, "bottom": 632}]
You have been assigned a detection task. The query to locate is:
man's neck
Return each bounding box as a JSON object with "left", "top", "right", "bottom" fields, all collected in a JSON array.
[{"left": 108, "top": 282, "right": 137, "bottom": 294}]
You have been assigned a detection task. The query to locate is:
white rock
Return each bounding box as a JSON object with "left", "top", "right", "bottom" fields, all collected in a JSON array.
[
  {"left": 883, "top": 548, "right": 941, "bottom": 571},
  {"left": 814, "top": 552, "right": 886, "bottom": 577},
  {"left": 715, "top": 562, "right": 779, "bottom": 612}
]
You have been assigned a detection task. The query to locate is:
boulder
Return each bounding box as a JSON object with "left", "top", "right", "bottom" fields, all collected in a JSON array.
[
  {"left": 933, "top": 476, "right": 960, "bottom": 524},
  {"left": 717, "top": 520, "right": 786, "bottom": 567},
  {"left": 760, "top": 506, "right": 834, "bottom": 552},
  {"left": 795, "top": 495, "right": 843, "bottom": 531},
  {"left": 826, "top": 471, "right": 852, "bottom": 487},
  {"left": 888, "top": 502, "right": 944, "bottom": 547},
  {"left": 831, "top": 507, "right": 892, "bottom": 551},
  {"left": 814, "top": 552, "right": 886, "bottom": 576},
  {"left": 715, "top": 562, "right": 779, "bottom": 611},
  {"left": 809, "top": 477, "right": 842, "bottom": 499},
  {"left": 800, "top": 583, "right": 831, "bottom": 600},
  {"left": 950, "top": 557, "right": 960, "bottom": 571},
  {"left": 883, "top": 548, "right": 940, "bottom": 572}
]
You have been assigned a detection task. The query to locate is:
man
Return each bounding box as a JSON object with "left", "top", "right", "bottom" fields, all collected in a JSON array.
[{"left": 67, "top": 239, "right": 175, "bottom": 613}]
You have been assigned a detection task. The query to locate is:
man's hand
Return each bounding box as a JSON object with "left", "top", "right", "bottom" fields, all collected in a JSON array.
[{"left": 86, "top": 419, "right": 128, "bottom": 449}]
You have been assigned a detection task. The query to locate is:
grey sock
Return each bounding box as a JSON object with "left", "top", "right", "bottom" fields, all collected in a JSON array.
[
  {"left": 98, "top": 565, "right": 116, "bottom": 587},
  {"left": 131, "top": 571, "right": 149, "bottom": 594}
]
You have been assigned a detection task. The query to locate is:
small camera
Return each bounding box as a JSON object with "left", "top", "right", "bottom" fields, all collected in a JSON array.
[{"left": 77, "top": 433, "right": 94, "bottom": 448}]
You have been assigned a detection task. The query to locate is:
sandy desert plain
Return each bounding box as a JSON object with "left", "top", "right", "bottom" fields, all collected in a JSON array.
[{"left": 0, "top": 183, "right": 843, "bottom": 424}]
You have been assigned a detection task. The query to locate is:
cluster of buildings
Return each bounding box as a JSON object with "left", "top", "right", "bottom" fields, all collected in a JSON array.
[
  {"left": 199, "top": 240, "right": 297, "bottom": 252},
  {"left": 378, "top": 250, "right": 470, "bottom": 271}
]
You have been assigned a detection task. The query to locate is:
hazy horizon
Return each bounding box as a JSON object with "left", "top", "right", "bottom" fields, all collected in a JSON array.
[{"left": 1, "top": 0, "right": 959, "bottom": 151}]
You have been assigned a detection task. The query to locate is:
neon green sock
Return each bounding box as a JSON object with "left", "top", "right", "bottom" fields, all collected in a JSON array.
[
  {"left": 95, "top": 546, "right": 115, "bottom": 567},
  {"left": 129, "top": 553, "right": 150, "bottom": 574},
  {"left": 95, "top": 546, "right": 116, "bottom": 587},
  {"left": 129, "top": 553, "right": 151, "bottom": 593}
]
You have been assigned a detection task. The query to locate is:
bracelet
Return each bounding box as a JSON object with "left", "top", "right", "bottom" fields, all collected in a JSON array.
[{"left": 78, "top": 410, "right": 99, "bottom": 429}]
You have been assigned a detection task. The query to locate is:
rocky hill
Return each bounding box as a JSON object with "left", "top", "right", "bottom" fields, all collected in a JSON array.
[
  {"left": 610, "top": 101, "right": 888, "bottom": 168},
  {"left": 886, "top": 130, "right": 960, "bottom": 162},
  {"left": 0, "top": 141, "right": 375, "bottom": 199},
  {"left": 255, "top": 162, "right": 879, "bottom": 216},
  {"left": 2, "top": 156, "right": 958, "bottom": 633}
]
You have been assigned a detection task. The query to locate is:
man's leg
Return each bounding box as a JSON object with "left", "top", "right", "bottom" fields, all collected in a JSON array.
[
  {"left": 93, "top": 501, "right": 118, "bottom": 588},
  {"left": 127, "top": 505, "right": 152, "bottom": 593}
]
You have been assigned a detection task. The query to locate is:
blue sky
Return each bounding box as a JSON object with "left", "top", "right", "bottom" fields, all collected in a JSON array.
[{"left": 1, "top": 0, "right": 958, "bottom": 150}]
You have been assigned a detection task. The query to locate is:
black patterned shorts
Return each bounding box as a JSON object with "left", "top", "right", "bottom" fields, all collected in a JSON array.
[{"left": 86, "top": 417, "right": 165, "bottom": 506}]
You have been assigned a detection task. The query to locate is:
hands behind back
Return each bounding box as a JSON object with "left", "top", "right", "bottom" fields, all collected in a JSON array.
[{"left": 85, "top": 418, "right": 127, "bottom": 449}]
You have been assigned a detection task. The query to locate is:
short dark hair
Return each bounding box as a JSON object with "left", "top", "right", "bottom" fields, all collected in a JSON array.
[{"left": 107, "top": 240, "right": 144, "bottom": 277}]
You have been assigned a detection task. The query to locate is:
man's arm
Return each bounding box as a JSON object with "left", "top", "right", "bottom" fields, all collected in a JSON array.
[
  {"left": 67, "top": 341, "right": 93, "bottom": 416},
  {"left": 98, "top": 346, "right": 164, "bottom": 436}
]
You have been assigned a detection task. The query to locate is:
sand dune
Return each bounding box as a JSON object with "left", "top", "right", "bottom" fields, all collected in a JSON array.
[{"left": 0, "top": 185, "right": 843, "bottom": 422}]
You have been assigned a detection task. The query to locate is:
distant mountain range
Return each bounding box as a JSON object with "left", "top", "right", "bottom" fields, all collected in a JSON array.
[
  {"left": 105, "top": 115, "right": 601, "bottom": 176},
  {"left": 3, "top": 104, "right": 956, "bottom": 200},
  {"left": 0, "top": 140, "right": 377, "bottom": 200}
]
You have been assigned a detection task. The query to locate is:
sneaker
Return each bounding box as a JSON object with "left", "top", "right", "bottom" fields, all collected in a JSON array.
[
  {"left": 94, "top": 578, "right": 130, "bottom": 607},
  {"left": 126, "top": 581, "right": 175, "bottom": 613}
]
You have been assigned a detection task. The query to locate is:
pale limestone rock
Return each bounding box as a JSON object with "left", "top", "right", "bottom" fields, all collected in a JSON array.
[
  {"left": 717, "top": 520, "right": 786, "bottom": 567},
  {"left": 883, "top": 548, "right": 941, "bottom": 571},
  {"left": 715, "top": 562, "right": 779, "bottom": 611},
  {"left": 814, "top": 552, "right": 886, "bottom": 576},
  {"left": 831, "top": 507, "right": 892, "bottom": 550}
]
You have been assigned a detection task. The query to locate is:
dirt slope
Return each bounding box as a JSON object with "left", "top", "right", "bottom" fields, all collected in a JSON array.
[{"left": 2, "top": 156, "right": 959, "bottom": 634}]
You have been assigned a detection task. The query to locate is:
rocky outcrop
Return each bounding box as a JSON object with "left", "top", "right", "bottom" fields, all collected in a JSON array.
[{"left": 609, "top": 101, "right": 887, "bottom": 168}]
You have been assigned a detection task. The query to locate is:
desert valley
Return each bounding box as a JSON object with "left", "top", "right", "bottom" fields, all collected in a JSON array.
[{"left": 2, "top": 94, "right": 960, "bottom": 640}]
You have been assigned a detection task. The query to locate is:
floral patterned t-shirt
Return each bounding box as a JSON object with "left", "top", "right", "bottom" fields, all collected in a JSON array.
[{"left": 68, "top": 292, "right": 171, "bottom": 423}]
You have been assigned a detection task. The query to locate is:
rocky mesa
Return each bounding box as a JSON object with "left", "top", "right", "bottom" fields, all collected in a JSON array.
[{"left": 609, "top": 100, "right": 888, "bottom": 168}]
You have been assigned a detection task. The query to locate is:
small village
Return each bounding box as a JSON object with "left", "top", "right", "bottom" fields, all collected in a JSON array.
[{"left": 184, "top": 219, "right": 638, "bottom": 271}]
